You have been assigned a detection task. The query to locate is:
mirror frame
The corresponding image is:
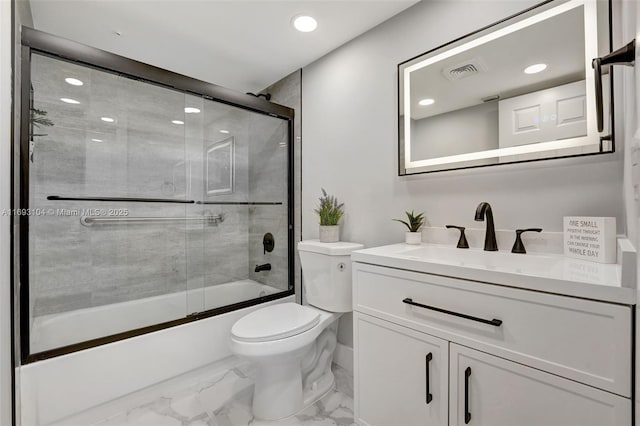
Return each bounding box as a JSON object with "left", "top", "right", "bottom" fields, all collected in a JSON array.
[{"left": 398, "top": 0, "right": 613, "bottom": 175}]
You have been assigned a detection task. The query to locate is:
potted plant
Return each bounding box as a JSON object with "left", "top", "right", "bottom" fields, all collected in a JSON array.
[
  {"left": 393, "top": 210, "right": 425, "bottom": 244},
  {"left": 315, "top": 188, "right": 344, "bottom": 243}
]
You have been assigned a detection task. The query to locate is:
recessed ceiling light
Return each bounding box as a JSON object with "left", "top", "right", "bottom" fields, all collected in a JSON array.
[
  {"left": 65, "top": 78, "right": 83, "bottom": 86},
  {"left": 101, "top": 117, "right": 115, "bottom": 123},
  {"left": 91, "top": 138, "right": 103, "bottom": 142},
  {"left": 184, "top": 107, "right": 201, "bottom": 114},
  {"left": 219, "top": 130, "right": 230, "bottom": 134},
  {"left": 172, "top": 120, "right": 184, "bottom": 125},
  {"left": 60, "top": 98, "right": 80, "bottom": 104},
  {"left": 524, "top": 63, "right": 547, "bottom": 74},
  {"left": 418, "top": 98, "right": 435, "bottom": 106},
  {"left": 293, "top": 15, "right": 318, "bottom": 32}
]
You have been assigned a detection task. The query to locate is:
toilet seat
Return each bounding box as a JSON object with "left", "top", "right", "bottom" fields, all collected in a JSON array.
[{"left": 231, "top": 303, "right": 321, "bottom": 343}]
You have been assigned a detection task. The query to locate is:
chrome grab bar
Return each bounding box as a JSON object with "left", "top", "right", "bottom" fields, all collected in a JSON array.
[{"left": 80, "top": 214, "right": 224, "bottom": 227}]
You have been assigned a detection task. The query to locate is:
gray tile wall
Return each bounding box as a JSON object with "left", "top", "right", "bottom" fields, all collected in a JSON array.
[
  {"left": 249, "top": 71, "right": 302, "bottom": 298},
  {"left": 28, "top": 55, "right": 294, "bottom": 320}
]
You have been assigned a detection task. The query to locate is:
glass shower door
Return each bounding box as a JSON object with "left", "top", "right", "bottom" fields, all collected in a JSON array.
[
  {"left": 28, "top": 53, "right": 192, "bottom": 354},
  {"left": 21, "top": 30, "right": 294, "bottom": 362}
]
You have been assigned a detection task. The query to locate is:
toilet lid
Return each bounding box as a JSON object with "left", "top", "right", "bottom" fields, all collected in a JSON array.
[{"left": 231, "top": 303, "right": 321, "bottom": 343}]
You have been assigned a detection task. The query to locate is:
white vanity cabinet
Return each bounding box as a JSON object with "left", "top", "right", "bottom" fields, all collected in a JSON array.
[
  {"left": 352, "top": 261, "right": 633, "bottom": 426},
  {"left": 449, "top": 344, "right": 630, "bottom": 426},
  {"left": 355, "top": 314, "right": 448, "bottom": 426}
]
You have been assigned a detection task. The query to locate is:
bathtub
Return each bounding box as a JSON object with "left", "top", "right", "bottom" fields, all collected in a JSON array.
[
  {"left": 21, "top": 284, "right": 293, "bottom": 425},
  {"left": 31, "top": 279, "right": 282, "bottom": 354}
]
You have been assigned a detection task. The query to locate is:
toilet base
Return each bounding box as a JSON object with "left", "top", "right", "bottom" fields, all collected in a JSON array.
[
  {"left": 303, "top": 369, "right": 335, "bottom": 408},
  {"left": 251, "top": 321, "right": 338, "bottom": 420}
]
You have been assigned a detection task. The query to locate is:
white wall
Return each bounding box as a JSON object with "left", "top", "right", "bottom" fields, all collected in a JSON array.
[
  {"left": 612, "top": 0, "right": 640, "bottom": 425},
  {"left": 1, "top": 0, "right": 13, "bottom": 424},
  {"left": 302, "top": 0, "right": 625, "bottom": 347}
]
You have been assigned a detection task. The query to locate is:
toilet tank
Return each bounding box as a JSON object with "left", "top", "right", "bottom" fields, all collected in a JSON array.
[{"left": 298, "top": 240, "right": 364, "bottom": 312}]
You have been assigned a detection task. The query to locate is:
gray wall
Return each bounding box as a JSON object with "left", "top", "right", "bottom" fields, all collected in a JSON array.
[
  {"left": 411, "top": 101, "right": 498, "bottom": 161},
  {"left": 302, "top": 0, "right": 624, "bottom": 347},
  {"left": 2, "top": 2, "right": 17, "bottom": 425}
]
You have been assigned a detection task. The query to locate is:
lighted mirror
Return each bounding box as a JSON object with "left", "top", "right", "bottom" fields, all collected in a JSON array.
[{"left": 398, "top": 0, "right": 612, "bottom": 175}]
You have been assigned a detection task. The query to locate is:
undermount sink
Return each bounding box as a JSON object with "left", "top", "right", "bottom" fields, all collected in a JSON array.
[
  {"left": 351, "top": 242, "right": 634, "bottom": 304},
  {"left": 399, "top": 245, "right": 563, "bottom": 275}
]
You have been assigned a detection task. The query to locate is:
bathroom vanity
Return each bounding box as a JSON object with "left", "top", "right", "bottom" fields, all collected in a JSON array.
[{"left": 351, "top": 243, "right": 635, "bottom": 426}]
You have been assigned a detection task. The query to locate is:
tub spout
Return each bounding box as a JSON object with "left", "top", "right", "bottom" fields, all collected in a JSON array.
[{"left": 255, "top": 263, "right": 271, "bottom": 272}]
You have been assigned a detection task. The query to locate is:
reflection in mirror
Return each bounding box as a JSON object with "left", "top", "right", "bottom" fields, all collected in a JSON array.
[{"left": 399, "top": 0, "right": 612, "bottom": 175}]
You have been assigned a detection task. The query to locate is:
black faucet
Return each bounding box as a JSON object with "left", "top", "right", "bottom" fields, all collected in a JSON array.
[
  {"left": 254, "top": 263, "right": 271, "bottom": 272},
  {"left": 474, "top": 202, "right": 498, "bottom": 251}
]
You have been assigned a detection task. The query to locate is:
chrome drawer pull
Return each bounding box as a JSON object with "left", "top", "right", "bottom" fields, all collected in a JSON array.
[{"left": 402, "top": 298, "right": 503, "bottom": 327}]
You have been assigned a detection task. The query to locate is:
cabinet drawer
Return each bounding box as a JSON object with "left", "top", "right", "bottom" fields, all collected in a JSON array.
[{"left": 353, "top": 263, "right": 632, "bottom": 396}]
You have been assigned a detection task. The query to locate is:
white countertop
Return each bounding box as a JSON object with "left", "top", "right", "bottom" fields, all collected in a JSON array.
[{"left": 351, "top": 243, "right": 636, "bottom": 305}]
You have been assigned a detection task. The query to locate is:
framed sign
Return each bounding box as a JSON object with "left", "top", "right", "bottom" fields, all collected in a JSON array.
[{"left": 563, "top": 216, "right": 616, "bottom": 264}]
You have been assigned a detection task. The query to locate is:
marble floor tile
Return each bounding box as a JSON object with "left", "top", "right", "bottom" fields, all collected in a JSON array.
[{"left": 86, "top": 361, "right": 353, "bottom": 426}]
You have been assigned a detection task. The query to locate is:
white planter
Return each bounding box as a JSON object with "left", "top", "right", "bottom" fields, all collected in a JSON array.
[
  {"left": 319, "top": 225, "right": 340, "bottom": 243},
  {"left": 405, "top": 231, "right": 422, "bottom": 245}
]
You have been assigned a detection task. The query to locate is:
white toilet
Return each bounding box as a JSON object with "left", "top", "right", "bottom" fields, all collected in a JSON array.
[{"left": 230, "top": 240, "right": 363, "bottom": 420}]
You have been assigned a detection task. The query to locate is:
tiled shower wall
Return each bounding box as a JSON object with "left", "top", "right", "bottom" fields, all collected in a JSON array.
[
  {"left": 29, "top": 54, "right": 294, "bottom": 317},
  {"left": 248, "top": 70, "right": 301, "bottom": 295}
]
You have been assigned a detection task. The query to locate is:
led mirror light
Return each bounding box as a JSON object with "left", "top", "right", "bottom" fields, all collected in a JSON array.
[
  {"left": 219, "top": 130, "right": 230, "bottom": 134},
  {"left": 184, "top": 107, "right": 201, "bottom": 114},
  {"left": 293, "top": 15, "right": 318, "bottom": 32},
  {"left": 60, "top": 98, "right": 80, "bottom": 104},
  {"left": 65, "top": 78, "right": 84, "bottom": 86},
  {"left": 100, "top": 117, "right": 115, "bottom": 123},
  {"left": 172, "top": 120, "right": 184, "bottom": 125},
  {"left": 91, "top": 138, "right": 103, "bottom": 142},
  {"left": 418, "top": 98, "right": 435, "bottom": 106},
  {"left": 524, "top": 63, "right": 547, "bottom": 74}
]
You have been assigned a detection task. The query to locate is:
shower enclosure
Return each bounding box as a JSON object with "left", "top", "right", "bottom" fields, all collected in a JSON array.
[{"left": 17, "top": 28, "right": 294, "bottom": 362}]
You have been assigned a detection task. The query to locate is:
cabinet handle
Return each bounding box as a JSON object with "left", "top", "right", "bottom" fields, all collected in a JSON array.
[
  {"left": 425, "top": 352, "right": 433, "bottom": 404},
  {"left": 402, "top": 298, "right": 503, "bottom": 327},
  {"left": 464, "top": 366, "right": 472, "bottom": 424}
]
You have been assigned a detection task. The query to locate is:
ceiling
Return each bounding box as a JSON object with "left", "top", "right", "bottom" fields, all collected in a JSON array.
[{"left": 29, "top": 0, "right": 418, "bottom": 93}]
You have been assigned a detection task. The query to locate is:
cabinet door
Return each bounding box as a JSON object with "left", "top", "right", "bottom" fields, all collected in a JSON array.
[
  {"left": 450, "top": 343, "right": 631, "bottom": 426},
  {"left": 354, "top": 312, "right": 448, "bottom": 426}
]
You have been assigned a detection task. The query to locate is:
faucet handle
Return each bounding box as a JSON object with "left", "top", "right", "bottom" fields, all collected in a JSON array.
[
  {"left": 511, "top": 228, "right": 542, "bottom": 254},
  {"left": 446, "top": 225, "right": 469, "bottom": 249}
]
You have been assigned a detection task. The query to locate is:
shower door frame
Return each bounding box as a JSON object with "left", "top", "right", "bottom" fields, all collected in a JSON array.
[{"left": 16, "top": 27, "right": 296, "bottom": 364}]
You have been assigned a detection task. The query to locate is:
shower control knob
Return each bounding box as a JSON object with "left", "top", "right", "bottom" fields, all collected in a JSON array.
[{"left": 337, "top": 263, "right": 346, "bottom": 271}]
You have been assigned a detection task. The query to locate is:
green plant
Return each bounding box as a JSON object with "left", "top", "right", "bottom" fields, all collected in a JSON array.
[
  {"left": 30, "top": 107, "right": 54, "bottom": 137},
  {"left": 315, "top": 188, "right": 344, "bottom": 226},
  {"left": 393, "top": 210, "right": 425, "bottom": 232}
]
